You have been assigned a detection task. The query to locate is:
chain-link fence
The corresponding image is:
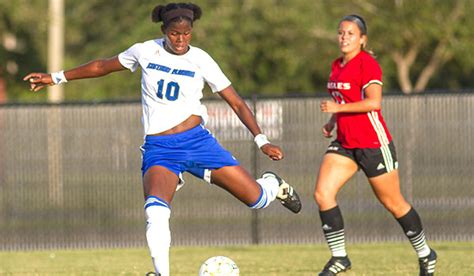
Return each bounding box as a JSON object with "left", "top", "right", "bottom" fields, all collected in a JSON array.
[{"left": 0, "top": 93, "right": 473, "bottom": 250}]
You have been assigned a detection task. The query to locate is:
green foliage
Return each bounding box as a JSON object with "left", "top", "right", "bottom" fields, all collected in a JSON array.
[
  {"left": 1, "top": 0, "right": 473, "bottom": 102},
  {"left": 194, "top": 1, "right": 328, "bottom": 96},
  {"left": 0, "top": 0, "right": 48, "bottom": 101}
]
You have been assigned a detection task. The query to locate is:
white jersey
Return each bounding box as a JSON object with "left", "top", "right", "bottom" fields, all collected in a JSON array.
[{"left": 118, "top": 38, "right": 231, "bottom": 135}]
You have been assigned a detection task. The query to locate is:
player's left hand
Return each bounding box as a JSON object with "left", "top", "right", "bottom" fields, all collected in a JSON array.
[{"left": 261, "top": 144, "right": 284, "bottom": 161}]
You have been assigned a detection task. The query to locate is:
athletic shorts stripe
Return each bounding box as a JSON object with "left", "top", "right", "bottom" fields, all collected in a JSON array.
[
  {"left": 367, "top": 111, "right": 390, "bottom": 146},
  {"left": 373, "top": 112, "right": 390, "bottom": 145},
  {"left": 380, "top": 144, "right": 393, "bottom": 172}
]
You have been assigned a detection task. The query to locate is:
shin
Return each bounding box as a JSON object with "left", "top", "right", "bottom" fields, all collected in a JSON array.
[{"left": 145, "top": 196, "right": 171, "bottom": 276}]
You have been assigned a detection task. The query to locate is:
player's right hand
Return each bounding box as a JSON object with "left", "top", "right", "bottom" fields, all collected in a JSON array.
[
  {"left": 322, "top": 122, "right": 334, "bottom": 138},
  {"left": 23, "top": 73, "right": 53, "bottom": 92}
]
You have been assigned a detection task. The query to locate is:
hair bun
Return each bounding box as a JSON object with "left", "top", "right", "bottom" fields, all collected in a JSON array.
[{"left": 151, "top": 5, "right": 165, "bottom": 23}]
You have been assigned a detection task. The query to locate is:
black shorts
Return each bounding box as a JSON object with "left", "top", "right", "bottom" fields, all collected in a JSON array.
[{"left": 326, "top": 140, "right": 398, "bottom": 178}]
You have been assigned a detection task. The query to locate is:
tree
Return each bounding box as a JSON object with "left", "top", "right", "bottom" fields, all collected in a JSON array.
[
  {"left": 194, "top": 0, "right": 329, "bottom": 96},
  {"left": 349, "top": 0, "right": 472, "bottom": 94},
  {"left": 0, "top": 0, "right": 49, "bottom": 102},
  {"left": 2, "top": 0, "right": 474, "bottom": 103}
]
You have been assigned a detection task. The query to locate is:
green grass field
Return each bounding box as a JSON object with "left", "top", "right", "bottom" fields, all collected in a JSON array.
[{"left": 0, "top": 242, "right": 472, "bottom": 275}]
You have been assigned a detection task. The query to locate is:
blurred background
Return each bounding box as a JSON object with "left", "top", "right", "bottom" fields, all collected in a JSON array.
[
  {"left": 1, "top": 0, "right": 473, "bottom": 103},
  {"left": 0, "top": 0, "right": 473, "bottom": 251}
]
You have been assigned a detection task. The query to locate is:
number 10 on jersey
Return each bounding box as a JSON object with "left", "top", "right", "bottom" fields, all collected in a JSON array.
[{"left": 157, "top": 79, "right": 180, "bottom": 101}]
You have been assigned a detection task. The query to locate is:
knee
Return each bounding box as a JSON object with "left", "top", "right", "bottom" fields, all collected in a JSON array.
[
  {"left": 313, "top": 188, "right": 335, "bottom": 208},
  {"left": 380, "top": 198, "right": 410, "bottom": 217},
  {"left": 313, "top": 190, "right": 320, "bottom": 204}
]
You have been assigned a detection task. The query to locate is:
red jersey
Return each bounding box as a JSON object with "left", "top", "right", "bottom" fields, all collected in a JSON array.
[{"left": 327, "top": 51, "right": 392, "bottom": 148}]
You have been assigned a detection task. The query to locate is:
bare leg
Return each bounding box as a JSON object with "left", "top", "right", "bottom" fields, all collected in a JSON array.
[
  {"left": 368, "top": 169, "right": 410, "bottom": 218},
  {"left": 315, "top": 153, "right": 358, "bottom": 274},
  {"left": 369, "top": 169, "right": 435, "bottom": 272},
  {"left": 210, "top": 165, "right": 262, "bottom": 206},
  {"left": 143, "top": 165, "right": 179, "bottom": 202},
  {"left": 314, "top": 153, "right": 358, "bottom": 210}
]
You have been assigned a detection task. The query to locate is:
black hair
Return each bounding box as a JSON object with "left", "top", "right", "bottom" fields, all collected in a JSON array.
[{"left": 151, "top": 3, "right": 202, "bottom": 27}]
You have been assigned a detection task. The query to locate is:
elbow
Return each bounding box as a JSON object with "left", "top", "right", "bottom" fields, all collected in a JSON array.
[
  {"left": 231, "top": 104, "right": 244, "bottom": 115},
  {"left": 372, "top": 102, "right": 382, "bottom": 111},
  {"left": 93, "top": 60, "right": 107, "bottom": 75},
  {"left": 367, "top": 99, "right": 381, "bottom": 111},
  {"left": 228, "top": 99, "right": 246, "bottom": 113},
  {"left": 89, "top": 59, "right": 108, "bottom": 76}
]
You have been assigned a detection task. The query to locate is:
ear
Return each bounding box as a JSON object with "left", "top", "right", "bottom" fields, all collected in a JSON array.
[
  {"left": 161, "top": 25, "right": 166, "bottom": 35},
  {"left": 360, "top": 35, "right": 367, "bottom": 46}
]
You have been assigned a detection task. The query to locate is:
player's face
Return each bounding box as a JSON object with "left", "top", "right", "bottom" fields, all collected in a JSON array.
[
  {"left": 162, "top": 20, "right": 193, "bottom": 55},
  {"left": 338, "top": 21, "right": 366, "bottom": 57}
]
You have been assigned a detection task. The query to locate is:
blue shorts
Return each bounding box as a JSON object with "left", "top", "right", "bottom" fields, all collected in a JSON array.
[{"left": 140, "top": 125, "right": 239, "bottom": 180}]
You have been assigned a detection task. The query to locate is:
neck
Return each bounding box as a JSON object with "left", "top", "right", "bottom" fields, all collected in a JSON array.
[
  {"left": 165, "top": 40, "right": 176, "bottom": 55},
  {"left": 342, "top": 50, "right": 361, "bottom": 65},
  {"left": 163, "top": 40, "right": 189, "bottom": 55},
  {"left": 164, "top": 41, "right": 177, "bottom": 55}
]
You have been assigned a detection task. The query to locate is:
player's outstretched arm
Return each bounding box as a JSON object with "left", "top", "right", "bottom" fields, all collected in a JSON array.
[
  {"left": 218, "top": 86, "right": 283, "bottom": 161},
  {"left": 23, "top": 56, "right": 126, "bottom": 92}
]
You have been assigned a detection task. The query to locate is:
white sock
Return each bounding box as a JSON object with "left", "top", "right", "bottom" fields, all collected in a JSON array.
[
  {"left": 250, "top": 176, "right": 279, "bottom": 209},
  {"left": 145, "top": 198, "right": 171, "bottom": 276},
  {"left": 258, "top": 174, "right": 280, "bottom": 200}
]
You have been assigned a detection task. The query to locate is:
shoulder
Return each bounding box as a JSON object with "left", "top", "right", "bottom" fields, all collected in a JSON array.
[
  {"left": 359, "top": 51, "right": 381, "bottom": 71},
  {"left": 126, "top": 39, "right": 163, "bottom": 52},
  {"left": 189, "top": 45, "right": 214, "bottom": 60},
  {"left": 331, "top": 57, "right": 342, "bottom": 66},
  {"left": 329, "top": 57, "right": 342, "bottom": 72},
  {"left": 187, "top": 45, "right": 221, "bottom": 67},
  {"left": 140, "top": 39, "right": 164, "bottom": 51},
  {"left": 360, "top": 51, "right": 380, "bottom": 65}
]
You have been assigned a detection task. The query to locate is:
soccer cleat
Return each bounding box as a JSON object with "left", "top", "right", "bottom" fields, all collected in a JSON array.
[
  {"left": 318, "top": 256, "right": 352, "bottom": 276},
  {"left": 261, "top": 171, "right": 302, "bottom": 213},
  {"left": 419, "top": 249, "right": 437, "bottom": 276}
]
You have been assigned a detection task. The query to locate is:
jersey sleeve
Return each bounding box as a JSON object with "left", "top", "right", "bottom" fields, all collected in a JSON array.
[
  {"left": 118, "top": 43, "right": 143, "bottom": 72},
  {"left": 198, "top": 50, "right": 231, "bottom": 93},
  {"left": 361, "top": 55, "right": 383, "bottom": 90}
]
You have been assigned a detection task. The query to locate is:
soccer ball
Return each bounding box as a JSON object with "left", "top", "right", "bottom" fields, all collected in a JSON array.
[{"left": 198, "top": 256, "right": 240, "bottom": 276}]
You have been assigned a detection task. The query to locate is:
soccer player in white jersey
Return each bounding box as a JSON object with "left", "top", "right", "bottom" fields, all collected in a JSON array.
[
  {"left": 314, "top": 15, "right": 436, "bottom": 275},
  {"left": 24, "top": 3, "right": 301, "bottom": 275}
]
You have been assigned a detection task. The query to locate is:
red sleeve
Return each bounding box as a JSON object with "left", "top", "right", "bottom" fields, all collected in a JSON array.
[{"left": 361, "top": 53, "right": 383, "bottom": 90}]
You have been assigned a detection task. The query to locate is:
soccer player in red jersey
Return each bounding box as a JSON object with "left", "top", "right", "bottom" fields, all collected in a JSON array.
[{"left": 314, "top": 15, "right": 437, "bottom": 276}]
